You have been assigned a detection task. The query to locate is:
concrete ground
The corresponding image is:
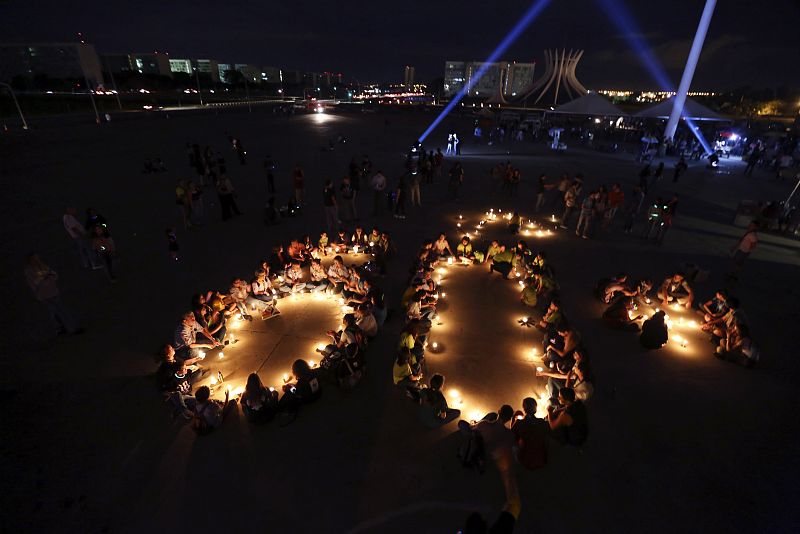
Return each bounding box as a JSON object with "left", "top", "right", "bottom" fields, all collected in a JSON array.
[{"left": 1, "top": 107, "right": 799, "bottom": 533}]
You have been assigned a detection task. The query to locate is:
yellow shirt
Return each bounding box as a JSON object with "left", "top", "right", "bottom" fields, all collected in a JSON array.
[{"left": 393, "top": 362, "right": 413, "bottom": 384}]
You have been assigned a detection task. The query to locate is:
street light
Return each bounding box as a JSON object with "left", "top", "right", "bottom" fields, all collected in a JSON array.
[{"left": 0, "top": 82, "right": 29, "bottom": 130}]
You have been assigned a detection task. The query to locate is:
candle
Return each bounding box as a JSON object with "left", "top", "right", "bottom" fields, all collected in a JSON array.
[
  {"left": 432, "top": 342, "right": 439, "bottom": 349},
  {"left": 536, "top": 366, "right": 543, "bottom": 372},
  {"left": 458, "top": 214, "right": 463, "bottom": 220},
  {"left": 269, "top": 386, "right": 275, "bottom": 392},
  {"left": 521, "top": 317, "right": 528, "bottom": 323},
  {"left": 437, "top": 268, "right": 446, "bottom": 275},
  {"left": 531, "top": 347, "right": 538, "bottom": 356},
  {"left": 516, "top": 414, "right": 524, "bottom": 420},
  {"left": 447, "top": 257, "right": 454, "bottom": 265},
  {"left": 199, "top": 351, "right": 206, "bottom": 359},
  {"left": 448, "top": 389, "right": 460, "bottom": 398},
  {"left": 282, "top": 373, "right": 289, "bottom": 383},
  {"left": 308, "top": 360, "right": 316, "bottom": 368},
  {"left": 210, "top": 376, "right": 218, "bottom": 385},
  {"left": 441, "top": 292, "right": 446, "bottom": 298},
  {"left": 218, "top": 351, "right": 224, "bottom": 359},
  {"left": 457, "top": 223, "right": 462, "bottom": 228}
]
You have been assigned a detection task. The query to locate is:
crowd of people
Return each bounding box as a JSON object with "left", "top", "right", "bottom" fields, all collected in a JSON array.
[
  {"left": 393, "top": 227, "right": 591, "bottom": 480},
  {"left": 596, "top": 271, "right": 759, "bottom": 367},
  {"left": 156, "top": 225, "right": 392, "bottom": 431}
]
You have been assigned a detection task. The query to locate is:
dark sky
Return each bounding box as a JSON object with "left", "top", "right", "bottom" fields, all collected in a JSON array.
[{"left": 1, "top": 0, "right": 798, "bottom": 90}]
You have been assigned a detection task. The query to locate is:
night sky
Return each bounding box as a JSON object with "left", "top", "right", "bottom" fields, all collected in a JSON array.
[{"left": 1, "top": 0, "right": 798, "bottom": 90}]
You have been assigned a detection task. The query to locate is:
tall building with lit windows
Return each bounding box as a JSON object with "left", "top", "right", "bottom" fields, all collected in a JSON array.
[{"left": 443, "top": 60, "right": 535, "bottom": 99}]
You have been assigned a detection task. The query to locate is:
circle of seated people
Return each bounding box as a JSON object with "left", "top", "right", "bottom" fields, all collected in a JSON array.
[
  {"left": 594, "top": 271, "right": 758, "bottom": 366},
  {"left": 156, "top": 226, "right": 395, "bottom": 434},
  {"left": 394, "top": 219, "right": 593, "bottom": 479}
]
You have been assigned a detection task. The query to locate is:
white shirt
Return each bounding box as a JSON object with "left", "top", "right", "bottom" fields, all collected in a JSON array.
[
  {"left": 63, "top": 214, "right": 85, "bottom": 239},
  {"left": 357, "top": 313, "right": 378, "bottom": 337},
  {"left": 371, "top": 173, "right": 386, "bottom": 192}
]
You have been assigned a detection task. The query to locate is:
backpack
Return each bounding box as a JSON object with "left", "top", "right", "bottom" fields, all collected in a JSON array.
[
  {"left": 457, "top": 420, "right": 486, "bottom": 473},
  {"left": 192, "top": 404, "right": 213, "bottom": 436}
]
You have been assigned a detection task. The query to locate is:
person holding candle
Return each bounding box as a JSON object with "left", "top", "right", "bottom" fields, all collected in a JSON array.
[
  {"left": 250, "top": 269, "right": 280, "bottom": 319},
  {"left": 715, "top": 324, "right": 759, "bottom": 368},
  {"left": 544, "top": 323, "right": 582, "bottom": 369},
  {"left": 355, "top": 304, "right": 378, "bottom": 339},
  {"left": 602, "top": 297, "right": 642, "bottom": 331},
  {"left": 657, "top": 273, "right": 694, "bottom": 309},
  {"left": 394, "top": 349, "right": 423, "bottom": 400},
  {"left": 539, "top": 350, "right": 594, "bottom": 405},
  {"left": 307, "top": 258, "right": 329, "bottom": 293},
  {"left": 700, "top": 290, "right": 729, "bottom": 328},
  {"left": 228, "top": 278, "right": 254, "bottom": 320},
  {"left": 174, "top": 311, "right": 221, "bottom": 363},
  {"left": 432, "top": 232, "right": 454, "bottom": 261},
  {"left": 535, "top": 300, "right": 564, "bottom": 337},
  {"left": 192, "top": 297, "right": 228, "bottom": 343},
  {"left": 484, "top": 240, "right": 502, "bottom": 265},
  {"left": 326, "top": 255, "right": 350, "bottom": 294},
  {"left": 456, "top": 236, "right": 475, "bottom": 263}
]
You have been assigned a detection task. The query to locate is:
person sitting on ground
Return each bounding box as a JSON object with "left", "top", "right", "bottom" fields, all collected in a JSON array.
[
  {"left": 355, "top": 303, "right": 378, "bottom": 339},
  {"left": 456, "top": 236, "right": 475, "bottom": 264},
  {"left": 544, "top": 323, "right": 581, "bottom": 368},
  {"left": 174, "top": 311, "right": 221, "bottom": 362},
  {"left": 532, "top": 269, "right": 558, "bottom": 309},
  {"left": 240, "top": 372, "right": 279, "bottom": 424},
  {"left": 287, "top": 239, "right": 305, "bottom": 263},
  {"left": 508, "top": 212, "right": 523, "bottom": 234},
  {"left": 192, "top": 293, "right": 228, "bottom": 342},
  {"left": 157, "top": 344, "right": 203, "bottom": 419},
  {"left": 318, "top": 313, "right": 363, "bottom": 364},
  {"left": 634, "top": 278, "right": 653, "bottom": 304},
  {"left": 228, "top": 278, "right": 254, "bottom": 320},
  {"left": 602, "top": 296, "right": 642, "bottom": 331},
  {"left": 351, "top": 226, "right": 369, "bottom": 249},
  {"left": 700, "top": 290, "right": 729, "bottom": 328},
  {"left": 546, "top": 387, "right": 588, "bottom": 447},
  {"left": 640, "top": 310, "right": 668, "bottom": 349},
  {"left": 326, "top": 255, "right": 350, "bottom": 294},
  {"left": 511, "top": 397, "right": 549, "bottom": 470},
  {"left": 418, "top": 373, "right": 461, "bottom": 428},
  {"left": 406, "top": 289, "right": 436, "bottom": 323},
  {"left": 475, "top": 405, "right": 516, "bottom": 467},
  {"left": 268, "top": 245, "right": 287, "bottom": 273},
  {"left": 342, "top": 267, "right": 367, "bottom": 301},
  {"left": 535, "top": 299, "right": 563, "bottom": 334},
  {"left": 432, "top": 232, "right": 454, "bottom": 261},
  {"left": 490, "top": 245, "right": 515, "bottom": 279},
  {"left": 393, "top": 348, "right": 423, "bottom": 398},
  {"left": 277, "top": 359, "right": 322, "bottom": 418},
  {"left": 368, "top": 227, "right": 381, "bottom": 247},
  {"left": 658, "top": 272, "right": 694, "bottom": 309},
  {"left": 317, "top": 232, "right": 330, "bottom": 256},
  {"left": 399, "top": 319, "right": 427, "bottom": 364},
  {"left": 709, "top": 297, "right": 747, "bottom": 343},
  {"left": 715, "top": 324, "right": 759, "bottom": 368},
  {"left": 192, "top": 386, "right": 235, "bottom": 435},
  {"left": 301, "top": 235, "right": 317, "bottom": 259},
  {"left": 539, "top": 349, "right": 594, "bottom": 404},
  {"left": 333, "top": 229, "right": 350, "bottom": 253},
  {"left": 308, "top": 258, "right": 329, "bottom": 292},
  {"left": 250, "top": 269, "right": 280, "bottom": 317},
  {"left": 279, "top": 261, "right": 306, "bottom": 294},
  {"left": 484, "top": 240, "right": 502, "bottom": 264}
]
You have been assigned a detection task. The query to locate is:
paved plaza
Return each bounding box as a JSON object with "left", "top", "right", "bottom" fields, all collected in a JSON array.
[{"left": 2, "top": 107, "right": 799, "bottom": 532}]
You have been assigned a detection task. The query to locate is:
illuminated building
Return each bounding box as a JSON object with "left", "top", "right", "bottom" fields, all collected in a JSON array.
[
  {"left": 404, "top": 65, "right": 415, "bottom": 89},
  {"left": 443, "top": 60, "right": 535, "bottom": 99},
  {"left": 170, "top": 59, "right": 193, "bottom": 74}
]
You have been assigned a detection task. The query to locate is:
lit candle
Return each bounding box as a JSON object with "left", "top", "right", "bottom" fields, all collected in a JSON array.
[
  {"left": 308, "top": 360, "right": 316, "bottom": 368},
  {"left": 457, "top": 223, "right": 461, "bottom": 228},
  {"left": 317, "top": 343, "right": 326, "bottom": 351},
  {"left": 518, "top": 280, "right": 524, "bottom": 287},
  {"left": 551, "top": 214, "right": 556, "bottom": 222},
  {"left": 448, "top": 389, "right": 460, "bottom": 398},
  {"left": 459, "top": 214, "right": 463, "bottom": 220},
  {"left": 447, "top": 257, "right": 454, "bottom": 265},
  {"left": 431, "top": 342, "right": 439, "bottom": 349},
  {"left": 531, "top": 347, "right": 538, "bottom": 356},
  {"left": 441, "top": 292, "right": 446, "bottom": 298},
  {"left": 536, "top": 366, "right": 543, "bottom": 372},
  {"left": 210, "top": 376, "right": 218, "bottom": 385},
  {"left": 282, "top": 373, "right": 289, "bottom": 383},
  {"left": 688, "top": 320, "right": 698, "bottom": 329},
  {"left": 521, "top": 317, "right": 528, "bottom": 323},
  {"left": 269, "top": 386, "right": 275, "bottom": 392},
  {"left": 437, "top": 268, "right": 446, "bottom": 275},
  {"left": 199, "top": 351, "right": 206, "bottom": 359},
  {"left": 218, "top": 351, "right": 224, "bottom": 359}
]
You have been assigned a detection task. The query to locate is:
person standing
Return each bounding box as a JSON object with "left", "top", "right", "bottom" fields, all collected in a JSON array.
[
  {"left": 370, "top": 170, "right": 386, "bottom": 216},
  {"left": 433, "top": 148, "right": 444, "bottom": 181},
  {"left": 292, "top": 164, "right": 305, "bottom": 206},
  {"left": 448, "top": 162, "right": 464, "bottom": 200},
  {"left": 673, "top": 156, "right": 688, "bottom": 182},
  {"left": 63, "top": 207, "right": 92, "bottom": 268},
  {"left": 534, "top": 174, "right": 547, "bottom": 212},
  {"left": 560, "top": 179, "right": 582, "bottom": 229},
  {"left": 323, "top": 179, "right": 339, "bottom": 233},
  {"left": 744, "top": 146, "right": 761, "bottom": 175},
  {"left": 575, "top": 191, "right": 596, "bottom": 239},
  {"left": 394, "top": 175, "right": 407, "bottom": 219},
  {"left": 408, "top": 171, "right": 422, "bottom": 207},
  {"left": 729, "top": 221, "right": 759, "bottom": 276},
  {"left": 25, "top": 254, "right": 82, "bottom": 335},
  {"left": 216, "top": 174, "right": 241, "bottom": 221},
  {"left": 91, "top": 225, "right": 117, "bottom": 281}
]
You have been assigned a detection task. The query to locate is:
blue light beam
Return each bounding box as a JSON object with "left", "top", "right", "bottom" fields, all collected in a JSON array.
[
  {"left": 418, "top": 0, "right": 553, "bottom": 144},
  {"left": 597, "top": 0, "right": 713, "bottom": 154}
]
